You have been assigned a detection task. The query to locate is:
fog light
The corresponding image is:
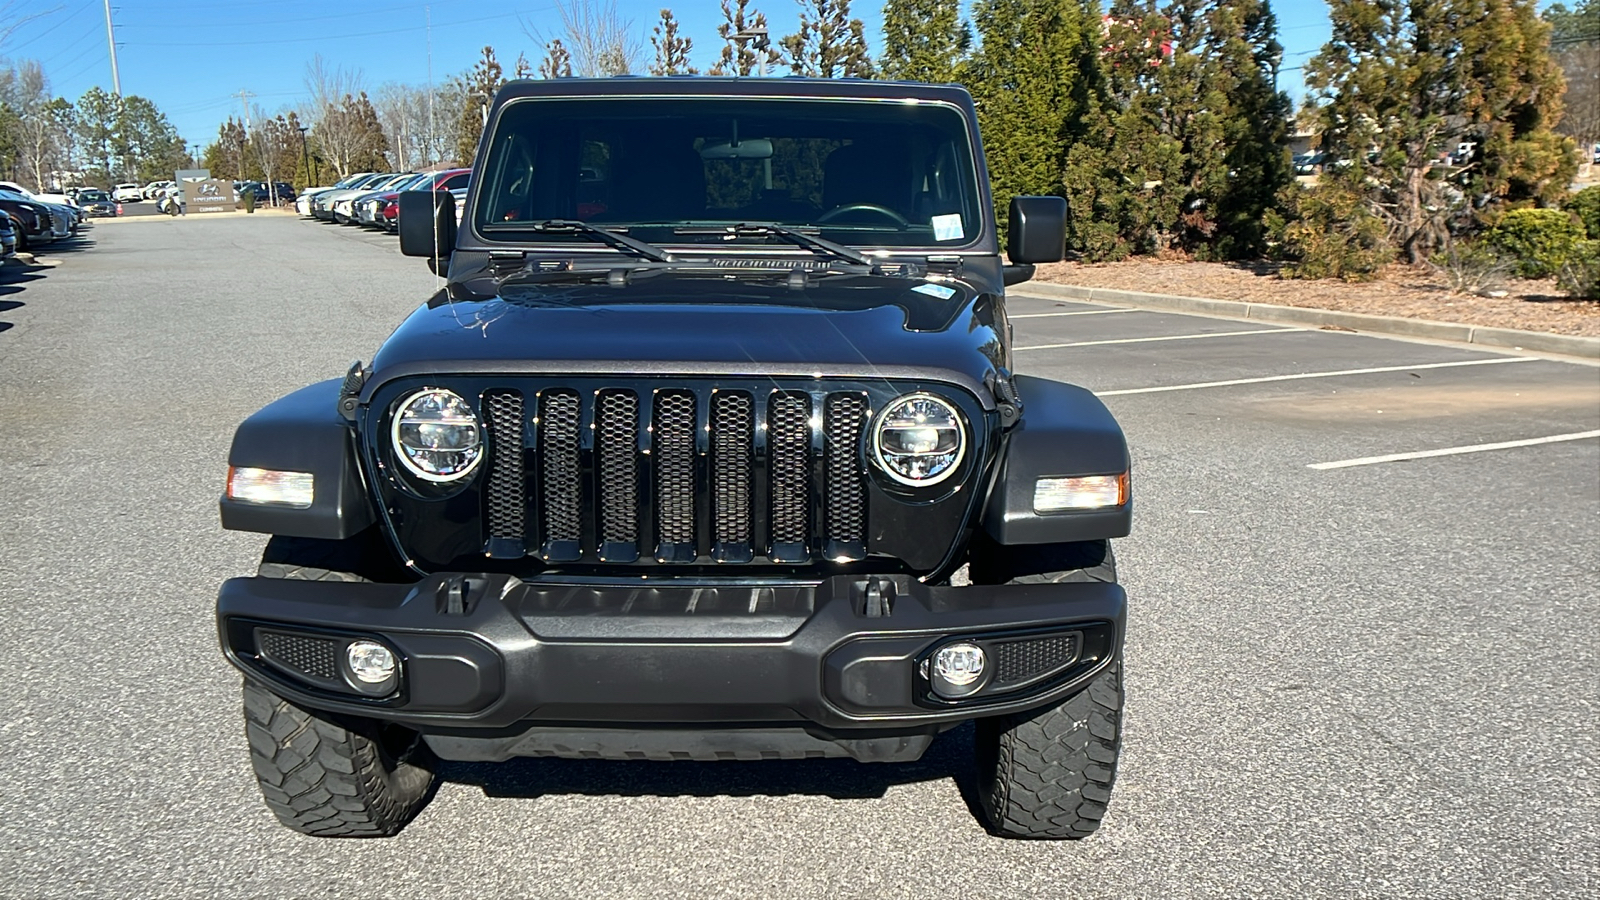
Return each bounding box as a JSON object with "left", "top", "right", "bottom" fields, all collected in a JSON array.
[
  {"left": 346, "top": 640, "right": 397, "bottom": 684},
  {"left": 929, "top": 642, "right": 987, "bottom": 699}
]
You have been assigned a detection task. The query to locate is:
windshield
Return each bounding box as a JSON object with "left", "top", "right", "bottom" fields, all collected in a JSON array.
[
  {"left": 79, "top": 190, "right": 109, "bottom": 201},
  {"left": 474, "top": 97, "right": 981, "bottom": 250}
]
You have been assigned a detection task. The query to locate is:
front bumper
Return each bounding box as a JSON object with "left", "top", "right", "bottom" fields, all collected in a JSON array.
[{"left": 219, "top": 573, "right": 1123, "bottom": 740}]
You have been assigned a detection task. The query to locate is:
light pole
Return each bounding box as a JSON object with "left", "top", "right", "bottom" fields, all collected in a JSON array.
[
  {"left": 297, "top": 125, "right": 311, "bottom": 191},
  {"left": 731, "top": 27, "right": 770, "bottom": 78}
]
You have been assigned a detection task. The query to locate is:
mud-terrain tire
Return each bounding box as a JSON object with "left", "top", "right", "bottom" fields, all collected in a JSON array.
[
  {"left": 242, "top": 681, "right": 438, "bottom": 837},
  {"left": 256, "top": 531, "right": 408, "bottom": 583},
  {"left": 971, "top": 538, "right": 1122, "bottom": 838}
]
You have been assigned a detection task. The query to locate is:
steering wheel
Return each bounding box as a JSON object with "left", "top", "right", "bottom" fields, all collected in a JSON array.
[{"left": 816, "top": 203, "right": 910, "bottom": 228}]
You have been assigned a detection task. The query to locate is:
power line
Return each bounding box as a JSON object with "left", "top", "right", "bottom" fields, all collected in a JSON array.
[{"left": 125, "top": 8, "right": 543, "bottom": 47}]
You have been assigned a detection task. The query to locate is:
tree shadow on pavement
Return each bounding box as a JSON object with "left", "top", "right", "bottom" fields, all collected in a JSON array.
[{"left": 443, "top": 721, "right": 986, "bottom": 815}]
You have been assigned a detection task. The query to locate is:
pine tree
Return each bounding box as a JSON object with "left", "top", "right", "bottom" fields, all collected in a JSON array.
[
  {"left": 780, "top": 0, "right": 875, "bottom": 78},
  {"left": 1307, "top": 0, "right": 1576, "bottom": 264},
  {"left": 540, "top": 41, "right": 575, "bottom": 78},
  {"left": 964, "top": 0, "right": 1101, "bottom": 237},
  {"left": 458, "top": 47, "right": 505, "bottom": 164},
  {"left": 879, "top": 0, "right": 971, "bottom": 83},
  {"left": 708, "top": 0, "right": 782, "bottom": 76},
  {"left": 651, "top": 9, "right": 697, "bottom": 74}
]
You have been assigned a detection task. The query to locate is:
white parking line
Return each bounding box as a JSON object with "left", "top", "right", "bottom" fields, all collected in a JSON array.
[
  {"left": 1310, "top": 430, "right": 1600, "bottom": 470},
  {"left": 1098, "top": 357, "right": 1539, "bottom": 396},
  {"left": 1016, "top": 328, "right": 1295, "bottom": 351},
  {"left": 1011, "top": 308, "right": 1136, "bottom": 319}
]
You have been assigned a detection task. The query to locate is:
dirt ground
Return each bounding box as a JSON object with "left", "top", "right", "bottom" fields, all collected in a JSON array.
[{"left": 1034, "top": 259, "right": 1600, "bottom": 337}]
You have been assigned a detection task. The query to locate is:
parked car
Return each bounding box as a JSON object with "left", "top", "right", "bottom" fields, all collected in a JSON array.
[
  {"left": 142, "top": 180, "right": 174, "bottom": 199},
  {"left": 0, "top": 195, "right": 53, "bottom": 250},
  {"left": 0, "top": 188, "right": 75, "bottom": 242},
  {"left": 314, "top": 172, "right": 397, "bottom": 221},
  {"left": 376, "top": 168, "right": 471, "bottom": 232},
  {"left": 332, "top": 172, "right": 414, "bottom": 224},
  {"left": 0, "top": 209, "right": 16, "bottom": 259},
  {"left": 0, "top": 181, "right": 81, "bottom": 225},
  {"left": 113, "top": 183, "right": 144, "bottom": 203},
  {"left": 218, "top": 77, "right": 1128, "bottom": 842},
  {"left": 74, "top": 189, "right": 119, "bottom": 217},
  {"left": 297, "top": 172, "right": 376, "bottom": 217},
  {"left": 157, "top": 188, "right": 183, "bottom": 215},
  {"left": 354, "top": 173, "right": 429, "bottom": 227}
]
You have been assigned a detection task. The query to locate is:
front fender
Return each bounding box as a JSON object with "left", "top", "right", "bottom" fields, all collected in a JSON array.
[
  {"left": 981, "top": 375, "right": 1131, "bottom": 545},
  {"left": 219, "top": 379, "right": 375, "bottom": 539}
]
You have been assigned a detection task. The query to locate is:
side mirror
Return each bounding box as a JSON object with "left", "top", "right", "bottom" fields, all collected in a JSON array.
[
  {"left": 1007, "top": 195, "right": 1067, "bottom": 264},
  {"left": 399, "top": 190, "right": 456, "bottom": 264}
]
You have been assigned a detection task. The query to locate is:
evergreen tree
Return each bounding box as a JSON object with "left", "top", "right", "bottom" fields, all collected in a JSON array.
[
  {"left": 1306, "top": 0, "right": 1576, "bottom": 264},
  {"left": 457, "top": 47, "right": 505, "bottom": 164},
  {"left": 780, "top": 0, "right": 875, "bottom": 78},
  {"left": 879, "top": 0, "right": 971, "bottom": 83},
  {"left": 964, "top": 0, "right": 1101, "bottom": 237},
  {"left": 203, "top": 118, "right": 252, "bottom": 180},
  {"left": 708, "top": 0, "right": 783, "bottom": 76},
  {"left": 75, "top": 86, "right": 120, "bottom": 184},
  {"left": 651, "top": 9, "right": 697, "bottom": 75}
]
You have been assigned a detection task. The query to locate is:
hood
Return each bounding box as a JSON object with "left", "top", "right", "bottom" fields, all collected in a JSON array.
[{"left": 366, "top": 271, "right": 1008, "bottom": 401}]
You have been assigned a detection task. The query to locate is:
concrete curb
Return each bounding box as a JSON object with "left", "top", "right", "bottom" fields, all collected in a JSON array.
[{"left": 1013, "top": 281, "right": 1600, "bottom": 360}]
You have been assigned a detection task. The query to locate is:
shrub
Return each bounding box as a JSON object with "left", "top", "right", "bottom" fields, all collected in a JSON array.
[
  {"left": 1566, "top": 185, "right": 1600, "bottom": 240},
  {"left": 1557, "top": 240, "right": 1600, "bottom": 300},
  {"left": 1430, "top": 240, "right": 1513, "bottom": 295},
  {"left": 1274, "top": 180, "right": 1393, "bottom": 281},
  {"left": 1485, "top": 207, "right": 1586, "bottom": 279}
]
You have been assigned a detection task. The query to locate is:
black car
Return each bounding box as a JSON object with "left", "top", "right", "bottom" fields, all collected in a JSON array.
[
  {"left": 0, "top": 196, "right": 50, "bottom": 250},
  {"left": 0, "top": 209, "right": 16, "bottom": 258},
  {"left": 74, "top": 189, "right": 118, "bottom": 217},
  {"left": 217, "top": 78, "right": 1131, "bottom": 841}
]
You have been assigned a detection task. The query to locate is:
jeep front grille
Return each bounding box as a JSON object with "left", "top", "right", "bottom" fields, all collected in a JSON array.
[{"left": 477, "top": 385, "right": 870, "bottom": 566}]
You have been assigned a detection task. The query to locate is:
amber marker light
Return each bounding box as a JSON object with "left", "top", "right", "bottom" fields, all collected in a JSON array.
[{"left": 1033, "top": 473, "right": 1128, "bottom": 512}]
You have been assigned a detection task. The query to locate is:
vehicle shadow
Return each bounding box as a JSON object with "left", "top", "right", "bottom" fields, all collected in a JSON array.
[{"left": 442, "top": 721, "right": 987, "bottom": 816}]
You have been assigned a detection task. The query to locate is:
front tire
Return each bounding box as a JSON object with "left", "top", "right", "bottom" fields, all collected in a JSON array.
[
  {"left": 969, "top": 538, "right": 1123, "bottom": 838},
  {"left": 242, "top": 681, "right": 437, "bottom": 837}
]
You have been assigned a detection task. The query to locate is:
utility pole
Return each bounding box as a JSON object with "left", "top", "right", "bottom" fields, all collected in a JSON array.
[
  {"left": 427, "top": 5, "right": 435, "bottom": 165},
  {"left": 237, "top": 90, "right": 255, "bottom": 129},
  {"left": 103, "top": 0, "right": 121, "bottom": 96}
]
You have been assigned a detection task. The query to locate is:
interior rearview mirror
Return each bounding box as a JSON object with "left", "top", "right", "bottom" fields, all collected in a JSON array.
[{"left": 699, "top": 138, "right": 774, "bottom": 160}]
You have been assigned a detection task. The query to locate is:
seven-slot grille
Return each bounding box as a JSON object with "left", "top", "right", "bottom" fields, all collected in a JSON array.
[{"left": 478, "top": 386, "right": 871, "bottom": 565}]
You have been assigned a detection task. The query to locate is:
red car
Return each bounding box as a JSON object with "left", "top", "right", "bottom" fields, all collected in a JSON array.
[{"left": 375, "top": 168, "right": 470, "bottom": 233}]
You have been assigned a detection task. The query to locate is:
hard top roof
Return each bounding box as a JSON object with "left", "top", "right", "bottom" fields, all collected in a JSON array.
[{"left": 492, "top": 77, "right": 975, "bottom": 108}]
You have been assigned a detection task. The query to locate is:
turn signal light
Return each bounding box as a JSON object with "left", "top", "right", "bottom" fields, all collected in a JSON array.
[
  {"left": 1033, "top": 473, "right": 1128, "bottom": 512},
  {"left": 226, "top": 466, "right": 314, "bottom": 508}
]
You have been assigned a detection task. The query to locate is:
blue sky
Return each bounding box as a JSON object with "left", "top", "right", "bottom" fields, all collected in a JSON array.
[{"left": 5, "top": 0, "right": 1337, "bottom": 149}]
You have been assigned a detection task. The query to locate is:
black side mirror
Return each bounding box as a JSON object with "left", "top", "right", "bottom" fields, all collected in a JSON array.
[
  {"left": 398, "top": 190, "right": 456, "bottom": 265},
  {"left": 1007, "top": 195, "right": 1067, "bottom": 264}
]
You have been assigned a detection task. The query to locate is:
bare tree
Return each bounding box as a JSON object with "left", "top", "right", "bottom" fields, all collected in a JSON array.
[
  {"left": 2, "top": 60, "right": 71, "bottom": 190},
  {"left": 525, "top": 0, "right": 643, "bottom": 76},
  {"left": 1555, "top": 41, "right": 1599, "bottom": 147},
  {"left": 0, "top": 2, "right": 61, "bottom": 57}
]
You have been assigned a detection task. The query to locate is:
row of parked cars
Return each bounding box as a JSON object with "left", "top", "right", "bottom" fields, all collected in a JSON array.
[
  {"left": 296, "top": 169, "right": 470, "bottom": 233},
  {"left": 0, "top": 181, "right": 89, "bottom": 255}
]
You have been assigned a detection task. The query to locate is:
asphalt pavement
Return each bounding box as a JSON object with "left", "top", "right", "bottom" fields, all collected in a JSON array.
[{"left": 1, "top": 216, "right": 1596, "bottom": 899}]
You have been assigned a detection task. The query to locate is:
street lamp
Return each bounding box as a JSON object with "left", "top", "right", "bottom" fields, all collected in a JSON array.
[
  {"left": 730, "top": 27, "right": 770, "bottom": 78},
  {"left": 296, "top": 125, "right": 311, "bottom": 191}
]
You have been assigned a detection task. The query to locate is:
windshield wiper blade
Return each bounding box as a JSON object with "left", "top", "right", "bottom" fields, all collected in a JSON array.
[
  {"left": 704, "top": 222, "right": 875, "bottom": 268},
  {"left": 495, "top": 218, "right": 677, "bottom": 262}
]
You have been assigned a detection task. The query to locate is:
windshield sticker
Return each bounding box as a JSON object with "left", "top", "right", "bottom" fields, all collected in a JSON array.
[
  {"left": 931, "top": 213, "right": 964, "bottom": 242},
  {"left": 911, "top": 283, "right": 959, "bottom": 300}
]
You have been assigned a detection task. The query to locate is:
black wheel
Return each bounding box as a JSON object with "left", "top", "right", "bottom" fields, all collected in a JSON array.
[
  {"left": 969, "top": 538, "right": 1123, "bottom": 839},
  {"left": 241, "top": 681, "right": 437, "bottom": 837}
]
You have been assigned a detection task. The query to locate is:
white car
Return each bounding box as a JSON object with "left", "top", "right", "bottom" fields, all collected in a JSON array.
[
  {"left": 113, "top": 183, "right": 144, "bottom": 203},
  {"left": 142, "top": 180, "right": 173, "bottom": 200}
]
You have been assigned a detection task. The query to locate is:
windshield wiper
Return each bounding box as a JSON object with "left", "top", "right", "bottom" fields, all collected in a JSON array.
[
  {"left": 487, "top": 218, "right": 677, "bottom": 262},
  {"left": 686, "top": 222, "right": 875, "bottom": 269}
]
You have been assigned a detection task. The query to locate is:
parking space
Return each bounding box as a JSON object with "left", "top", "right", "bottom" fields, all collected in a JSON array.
[{"left": 2, "top": 218, "right": 1596, "bottom": 898}]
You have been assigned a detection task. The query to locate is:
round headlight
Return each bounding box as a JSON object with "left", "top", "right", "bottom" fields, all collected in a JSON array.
[
  {"left": 391, "top": 388, "right": 483, "bottom": 482},
  {"left": 873, "top": 393, "right": 966, "bottom": 487}
]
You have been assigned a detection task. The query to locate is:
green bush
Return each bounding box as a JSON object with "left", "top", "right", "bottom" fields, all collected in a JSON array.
[
  {"left": 1274, "top": 180, "right": 1393, "bottom": 281},
  {"left": 1566, "top": 185, "right": 1600, "bottom": 240},
  {"left": 1485, "top": 207, "right": 1586, "bottom": 279},
  {"left": 1557, "top": 240, "right": 1600, "bottom": 300}
]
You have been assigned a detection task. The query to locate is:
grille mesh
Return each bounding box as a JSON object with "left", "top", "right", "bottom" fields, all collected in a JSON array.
[
  {"left": 823, "top": 394, "right": 868, "bottom": 544},
  {"left": 653, "top": 391, "right": 697, "bottom": 545},
  {"left": 712, "top": 392, "right": 754, "bottom": 545},
  {"left": 992, "top": 636, "right": 1080, "bottom": 688},
  {"left": 768, "top": 393, "right": 811, "bottom": 545},
  {"left": 258, "top": 631, "right": 338, "bottom": 680},
  {"left": 539, "top": 390, "right": 582, "bottom": 544},
  {"left": 483, "top": 390, "right": 527, "bottom": 541},
  {"left": 597, "top": 391, "right": 640, "bottom": 544}
]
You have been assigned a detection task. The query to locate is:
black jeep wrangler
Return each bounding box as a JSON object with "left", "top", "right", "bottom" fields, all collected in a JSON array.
[{"left": 218, "top": 77, "right": 1131, "bottom": 840}]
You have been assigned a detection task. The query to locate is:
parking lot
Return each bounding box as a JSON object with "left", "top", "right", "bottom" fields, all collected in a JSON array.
[{"left": 1, "top": 215, "right": 1596, "bottom": 898}]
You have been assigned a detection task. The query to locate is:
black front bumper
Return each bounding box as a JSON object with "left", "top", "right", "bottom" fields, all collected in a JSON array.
[{"left": 218, "top": 572, "right": 1124, "bottom": 756}]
